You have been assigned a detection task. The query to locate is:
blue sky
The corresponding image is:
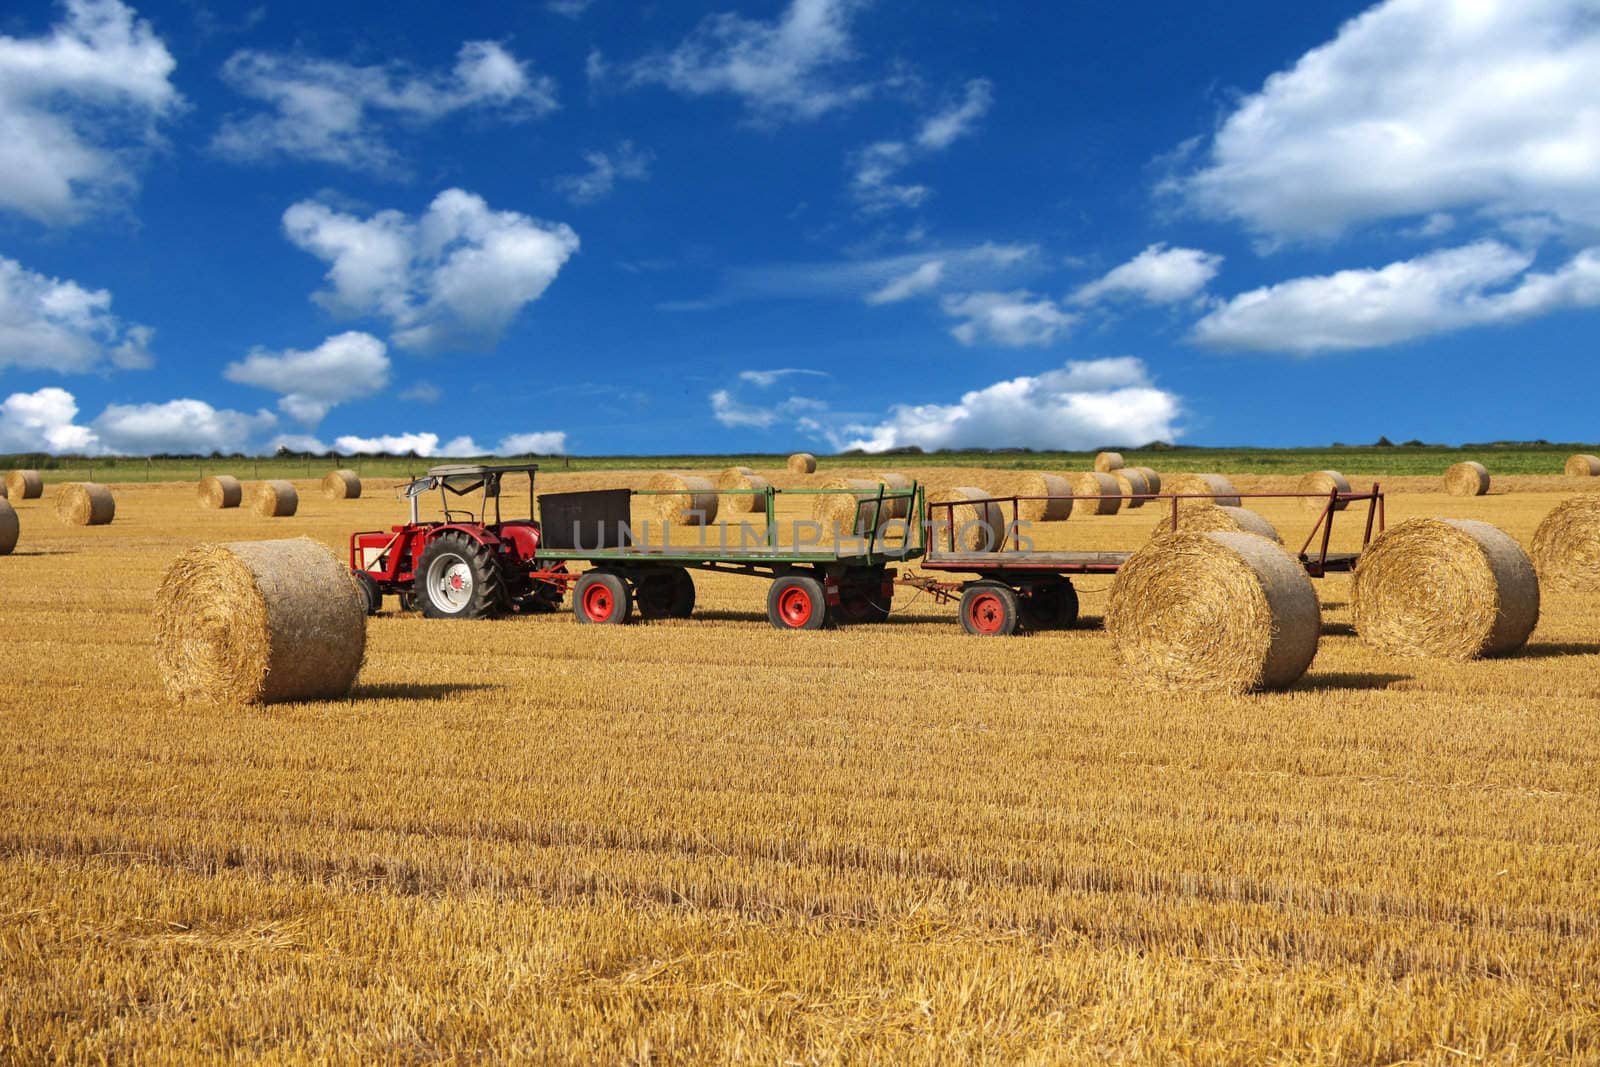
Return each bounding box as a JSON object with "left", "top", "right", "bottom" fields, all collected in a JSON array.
[{"left": 1, "top": 0, "right": 1597, "bottom": 457}]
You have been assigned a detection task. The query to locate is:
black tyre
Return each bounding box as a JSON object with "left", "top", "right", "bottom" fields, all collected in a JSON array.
[
  {"left": 768, "top": 574, "right": 829, "bottom": 631},
  {"left": 574, "top": 570, "right": 632, "bottom": 624},
  {"left": 414, "top": 532, "right": 508, "bottom": 619},
  {"left": 960, "top": 581, "right": 1020, "bottom": 636},
  {"left": 1021, "top": 580, "right": 1079, "bottom": 631},
  {"left": 836, "top": 585, "right": 891, "bottom": 624},
  {"left": 636, "top": 568, "right": 695, "bottom": 620},
  {"left": 398, "top": 590, "right": 419, "bottom": 613},
  {"left": 353, "top": 570, "right": 383, "bottom": 616}
]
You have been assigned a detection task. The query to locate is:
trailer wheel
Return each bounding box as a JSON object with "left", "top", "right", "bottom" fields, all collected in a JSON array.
[
  {"left": 415, "top": 532, "right": 508, "bottom": 619},
  {"left": 960, "top": 581, "right": 1019, "bottom": 636},
  {"left": 575, "top": 570, "right": 632, "bottom": 625},
  {"left": 636, "top": 568, "right": 694, "bottom": 620},
  {"left": 768, "top": 574, "right": 829, "bottom": 631},
  {"left": 1021, "top": 579, "right": 1079, "bottom": 630},
  {"left": 353, "top": 570, "right": 383, "bottom": 616}
]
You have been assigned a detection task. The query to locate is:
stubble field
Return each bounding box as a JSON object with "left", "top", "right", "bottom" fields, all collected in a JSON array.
[{"left": 2, "top": 464, "right": 1599, "bottom": 1063}]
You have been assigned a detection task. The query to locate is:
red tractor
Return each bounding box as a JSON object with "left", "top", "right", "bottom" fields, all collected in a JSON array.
[{"left": 349, "top": 463, "right": 573, "bottom": 619}]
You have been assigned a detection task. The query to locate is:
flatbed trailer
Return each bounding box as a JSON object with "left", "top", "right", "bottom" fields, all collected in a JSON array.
[{"left": 904, "top": 484, "right": 1385, "bottom": 635}]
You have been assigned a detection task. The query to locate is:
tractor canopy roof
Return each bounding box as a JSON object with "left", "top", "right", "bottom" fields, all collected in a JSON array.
[{"left": 408, "top": 462, "right": 539, "bottom": 498}]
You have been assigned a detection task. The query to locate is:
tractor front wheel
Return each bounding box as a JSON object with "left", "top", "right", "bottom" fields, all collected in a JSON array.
[
  {"left": 574, "top": 570, "right": 632, "bottom": 625},
  {"left": 354, "top": 570, "right": 383, "bottom": 616},
  {"left": 414, "top": 532, "right": 508, "bottom": 620}
]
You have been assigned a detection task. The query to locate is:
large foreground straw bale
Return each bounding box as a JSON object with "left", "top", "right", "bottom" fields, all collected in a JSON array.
[
  {"left": 1167, "top": 473, "right": 1241, "bottom": 507},
  {"left": 1069, "top": 471, "right": 1121, "bottom": 515},
  {"left": 152, "top": 538, "right": 366, "bottom": 705},
  {"left": 1094, "top": 451, "right": 1125, "bottom": 473},
  {"left": 1352, "top": 518, "right": 1538, "bottom": 659},
  {"left": 198, "top": 475, "right": 242, "bottom": 509},
  {"left": 1298, "top": 470, "right": 1351, "bottom": 512},
  {"left": 1106, "top": 531, "right": 1320, "bottom": 693},
  {"left": 1134, "top": 467, "right": 1161, "bottom": 494},
  {"left": 1150, "top": 503, "right": 1281, "bottom": 543},
  {"left": 1444, "top": 461, "right": 1489, "bottom": 497},
  {"left": 1564, "top": 454, "right": 1600, "bottom": 477},
  {"left": 5, "top": 470, "right": 42, "bottom": 499},
  {"left": 927, "top": 486, "right": 1007, "bottom": 552},
  {"left": 716, "top": 466, "right": 770, "bottom": 514},
  {"left": 322, "top": 469, "right": 362, "bottom": 500},
  {"left": 252, "top": 481, "right": 299, "bottom": 517},
  {"left": 787, "top": 452, "right": 817, "bottom": 474},
  {"left": 1113, "top": 467, "right": 1150, "bottom": 509},
  {"left": 646, "top": 474, "right": 719, "bottom": 525},
  {"left": 0, "top": 499, "right": 16, "bottom": 554},
  {"left": 1531, "top": 495, "right": 1600, "bottom": 591},
  {"left": 55, "top": 483, "right": 115, "bottom": 526},
  {"left": 1012, "top": 472, "right": 1071, "bottom": 522}
]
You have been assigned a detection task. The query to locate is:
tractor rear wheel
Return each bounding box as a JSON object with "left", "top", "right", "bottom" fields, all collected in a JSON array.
[
  {"left": 574, "top": 570, "right": 632, "bottom": 624},
  {"left": 960, "top": 581, "right": 1019, "bottom": 636},
  {"left": 414, "top": 532, "right": 508, "bottom": 620},
  {"left": 768, "top": 574, "right": 829, "bottom": 631}
]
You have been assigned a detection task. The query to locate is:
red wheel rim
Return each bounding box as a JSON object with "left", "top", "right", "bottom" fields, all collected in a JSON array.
[
  {"left": 583, "top": 583, "right": 614, "bottom": 622},
  {"left": 777, "top": 585, "right": 814, "bottom": 627},
  {"left": 967, "top": 592, "right": 1005, "bottom": 634}
]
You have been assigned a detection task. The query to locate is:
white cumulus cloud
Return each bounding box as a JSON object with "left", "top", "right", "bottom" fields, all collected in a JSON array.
[
  {"left": 0, "top": 387, "right": 274, "bottom": 455},
  {"left": 0, "top": 0, "right": 181, "bottom": 223},
  {"left": 866, "top": 260, "right": 945, "bottom": 305},
  {"left": 1177, "top": 0, "right": 1600, "bottom": 239},
  {"left": 838, "top": 357, "right": 1182, "bottom": 452},
  {"left": 1192, "top": 240, "right": 1600, "bottom": 353},
  {"left": 915, "top": 78, "right": 993, "bottom": 151},
  {"left": 223, "top": 331, "right": 390, "bottom": 425},
  {"left": 622, "top": 0, "right": 871, "bottom": 122},
  {"left": 283, "top": 188, "right": 580, "bottom": 353},
  {"left": 0, "top": 255, "right": 154, "bottom": 372},
  {"left": 554, "top": 140, "right": 652, "bottom": 204},
  {"left": 214, "top": 41, "right": 555, "bottom": 171},
  {"left": 850, "top": 78, "right": 994, "bottom": 213},
  {"left": 331, "top": 429, "right": 566, "bottom": 455},
  {"left": 1071, "top": 244, "right": 1222, "bottom": 306},
  {"left": 941, "top": 291, "right": 1076, "bottom": 347}
]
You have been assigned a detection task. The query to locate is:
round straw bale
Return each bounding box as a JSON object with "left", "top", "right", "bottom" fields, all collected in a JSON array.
[
  {"left": 646, "top": 473, "right": 718, "bottom": 525},
  {"left": 252, "top": 480, "right": 299, "bottom": 517},
  {"left": 814, "top": 477, "right": 896, "bottom": 534},
  {"left": 1166, "top": 473, "right": 1241, "bottom": 507},
  {"left": 0, "top": 499, "right": 17, "bottom": 555},
  {"left": 321, "top": 469, "right": 362, "bottom": 500},
  {"left": 1443, "top": 461, "right": 1489, "bottom": 497},
  {"left": 716, "top": 466, "right": 770, "bottom": 514},
  {"left": 1352, "top": 518, "right": 1539, "bottom": 659},
  {"left": 787, "top": 452, "right": 817, "bottom": 474},
  {"left": 1113, "top": 467, "right": 1150, "bottom": 509},
  {"left": 874, "top": 472, "right": 912, "bottom": 520},
  {"left": 4, "top": 470, "right": 43, "bottom": 499},
  {"left": 198, "top": 474, "right": 242, "bottom": 509},
  {"left": 55, "top": 483, "right": 115, "bottom": 526},
  {"left": 1134, "top": 467, "right": 1161, "bottom": 494},
  {"left": 1149, "top": 503, "right": 1281, "bottom": 543},
  {"left": 1012, "top": 472, "right": 1072, "bottom": 522},
  {"left": 1531, "top": 495, "right": 1600, "bottom": 591},
  {"left": 1564, "top": 454, "right": 1600, "bottom": 478},
  {"left": 1106, "top": 531, "right": 1320, "bottom": 693},
  {"left": 1069, "top": 471, "right": 1121, "bottom": 515},
  {"left": 1094, "top": 451, "right": 1125, "bottom": 473},
  {"left": 1297, "top": 470, "right": 1352, "bottom": 512},
  {"left": 152, "top": 537, "right": 367, "bottom": 705},
  {"left": 927, "top": 486, "right": 1007, "bottom": 552}
]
